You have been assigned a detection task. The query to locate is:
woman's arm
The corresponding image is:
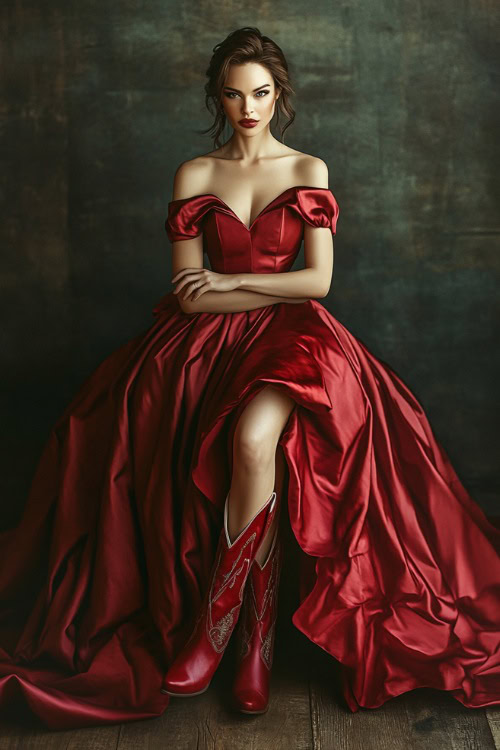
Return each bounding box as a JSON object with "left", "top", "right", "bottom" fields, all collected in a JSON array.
[
  {"left": 170, "top": 234, "right": 310, "bottom": 314},
  {"left": 170, "top": 235, "right": 310, "bottom": 313},
  {"left": 172, "top": 222, "right": 335, "bottom": 305},
  {"left": 235, "top": 261, "right": 330, "bottom": 300},
  {"left": 177, "top": 224, "right": 335, "bottom": 309},
  {"left": 181, "top": 289, "right": 310, "bottom": 315}
]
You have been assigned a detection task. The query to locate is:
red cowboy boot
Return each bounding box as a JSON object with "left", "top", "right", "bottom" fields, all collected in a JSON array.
[
  {"left": 160, "top": 489, "right": 278, "bottom": 697},
  {"left": 232, "top": 526, "right": 283, "bottom": 713}
]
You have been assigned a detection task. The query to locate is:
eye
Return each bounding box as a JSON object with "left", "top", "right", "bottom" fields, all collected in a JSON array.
[{"left": 223, "top": 90, "right": 270, "bottom": 99}]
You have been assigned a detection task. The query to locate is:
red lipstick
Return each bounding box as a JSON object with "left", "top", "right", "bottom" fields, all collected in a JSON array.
[{"left": 239, "top": 119, "right": 259, "bottom": 128}]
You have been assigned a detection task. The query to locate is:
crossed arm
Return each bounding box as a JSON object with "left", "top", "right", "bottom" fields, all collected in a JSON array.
[
  {"left": 170, "top": 222, "right": 334, "bottom": 315},
  {"left": 175, "top": 285, "right": 310, "bottom": 314}
]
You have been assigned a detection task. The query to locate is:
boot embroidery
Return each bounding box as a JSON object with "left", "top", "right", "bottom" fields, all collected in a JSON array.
[
  {"left": 214, "top": 533, "right": 256, "bottom": 602},
  {"left": 207, "top": 532, "right": 257, "bottom": 653},
  {"left": 238, "top": 610, "right": 251, "bottom": 659},
  {"left": 253, "top": 554, "right": 277, "bottom": 620},
  {"left": 260, "top": 619, "right": 276, "bottom": 669},
  {"left": 258, "top": 556, "right": 279, "bottom": 669},
  {"left": 208, "top": 611, "right": 236, "bottom": 651},
  {"left": 238, "top": 585, "right": 256, "bottom": 659}
]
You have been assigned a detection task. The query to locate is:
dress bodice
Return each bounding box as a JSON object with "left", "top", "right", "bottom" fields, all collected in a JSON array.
[{"left": 165, "top": 186, "right": 339, "bottom": 274}]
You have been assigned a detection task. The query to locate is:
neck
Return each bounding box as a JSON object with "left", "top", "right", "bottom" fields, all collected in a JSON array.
[{"left": 222, "top": 127, "right": 281, "bottom": 165}]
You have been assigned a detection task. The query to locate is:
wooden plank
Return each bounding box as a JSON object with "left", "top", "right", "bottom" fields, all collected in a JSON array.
[
  {"left": 308, "top": 648, "right": 414, "bottom": 750},
  {"left": 0, "top": 717, "right": 120, "bottom": 750},
  {"left": 485, "top": 708, "right": 500, "bottom": 749},
  {"left": 403, "top": 689, "right": 496, "bottom": 750}
]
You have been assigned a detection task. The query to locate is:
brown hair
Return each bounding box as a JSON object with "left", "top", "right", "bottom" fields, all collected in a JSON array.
[{"left": 196, "top": 27, "right": 296, "bottom": 149}]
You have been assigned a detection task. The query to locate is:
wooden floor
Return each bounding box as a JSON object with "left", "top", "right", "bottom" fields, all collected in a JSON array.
[{"left": 0, "top": 599, "right": 498, "bottom": 749}]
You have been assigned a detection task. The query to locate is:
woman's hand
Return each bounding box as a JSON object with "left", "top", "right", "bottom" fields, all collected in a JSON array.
[{"left": 171, "top": 268, "right": 239, "bottom": 301}]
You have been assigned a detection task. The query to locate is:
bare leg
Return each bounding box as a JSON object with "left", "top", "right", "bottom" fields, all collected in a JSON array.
[
  {"left": 228, "top": 386, "right": 295, "bottom": 566},
  {"left": 254, "top": 442, "right": 287, "bottom": 565}
]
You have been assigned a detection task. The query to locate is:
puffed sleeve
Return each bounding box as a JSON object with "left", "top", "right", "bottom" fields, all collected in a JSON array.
[
  {"left": 165, "top": 195, "right": 221, "bottom": 242},
  {"left": 289, "top": 188, "right": 340, "bottom": 235}
]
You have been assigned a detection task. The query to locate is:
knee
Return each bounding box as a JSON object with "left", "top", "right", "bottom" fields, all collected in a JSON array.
[{"left": 233, "top": 426, "right": 276, "bottom": 472}]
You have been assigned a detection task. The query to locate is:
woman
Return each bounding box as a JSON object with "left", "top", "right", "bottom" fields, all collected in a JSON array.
[{"left": 0, "top": 26, "right": 498, "bottom": 730}]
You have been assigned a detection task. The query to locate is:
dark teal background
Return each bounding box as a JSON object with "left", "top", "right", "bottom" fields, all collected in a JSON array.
[{"left": 1, "top": 3, "right": 499, "bottom": 525}]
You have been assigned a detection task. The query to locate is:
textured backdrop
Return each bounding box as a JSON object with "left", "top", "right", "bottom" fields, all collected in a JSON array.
[{"left": 1, "top": 2, "right": 499, "bottom": 525}]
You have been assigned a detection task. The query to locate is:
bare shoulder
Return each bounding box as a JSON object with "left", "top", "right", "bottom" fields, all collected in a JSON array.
[
  {"left": 171, "top": 155, "right": 214, "bottom": 201},
  {"left": 294, "top": 152, "right": 330, "bottom": 189}
]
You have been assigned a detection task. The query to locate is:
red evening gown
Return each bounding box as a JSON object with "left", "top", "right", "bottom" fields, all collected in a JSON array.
[{"left": 0, "top": 186, "right": 499, "bottom": 730}]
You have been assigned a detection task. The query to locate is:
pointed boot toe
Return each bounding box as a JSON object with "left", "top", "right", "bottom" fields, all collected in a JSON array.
[
  {"left": 233, "top": 687, "right": 269, "bottom": 714},
  {"left": 160, "top": 653, "right": 212, "bottom": 696}
]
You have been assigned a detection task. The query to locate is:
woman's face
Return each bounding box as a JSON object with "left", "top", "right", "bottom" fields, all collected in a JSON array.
[{"left": 221, "top": 62, "right": 280, "bottom": 134}]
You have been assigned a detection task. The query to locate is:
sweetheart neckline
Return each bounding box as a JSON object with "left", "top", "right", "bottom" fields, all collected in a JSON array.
[{"left": 168, "top": 185, "right": 332, "bottom": 232}]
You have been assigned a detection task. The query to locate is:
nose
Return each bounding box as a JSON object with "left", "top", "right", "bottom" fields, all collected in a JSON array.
[{"left": 241, "top": 97, "right": 254, "bottom": 117}]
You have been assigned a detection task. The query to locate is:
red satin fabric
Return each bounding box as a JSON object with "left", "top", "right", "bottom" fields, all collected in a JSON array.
[{"left": 0, "top": 186, "right": 499, "bottom": 729}]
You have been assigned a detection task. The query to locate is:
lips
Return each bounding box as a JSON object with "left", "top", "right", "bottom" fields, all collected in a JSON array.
[{"left": 239, "top": 119, "right": 259, "bottom": 124}]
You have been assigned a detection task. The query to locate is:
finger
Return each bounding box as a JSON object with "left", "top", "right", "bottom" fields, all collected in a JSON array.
[
  {"left": 171, "top": 268, "right": 197, "bottom": 283},
  {"left": 171, "top": 269, "right": 188, "bottom": 283},
  {"left": 191, "top": 282, "right": 211, "bottom": 301},
  {"left": 184, "top": 280, "right": 207, "bottom": 300},
  {"left": 183, "top": 282, "right": 198, "bottom": 300},
  {"left": 174, "top": 273, "right": 203, "bottom": 295}
]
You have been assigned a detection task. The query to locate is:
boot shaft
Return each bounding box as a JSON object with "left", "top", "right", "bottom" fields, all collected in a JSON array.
[
  {"left": 237, "top": 532, "right": 283, "bottom": 668},
  {"left": 207, "top": 490, "right": 277, "bottom": 653}
]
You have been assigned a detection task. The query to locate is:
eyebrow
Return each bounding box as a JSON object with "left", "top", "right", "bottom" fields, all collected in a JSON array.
[{"left": 223, "top": 84, "right": 271, "bottom": 93}]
